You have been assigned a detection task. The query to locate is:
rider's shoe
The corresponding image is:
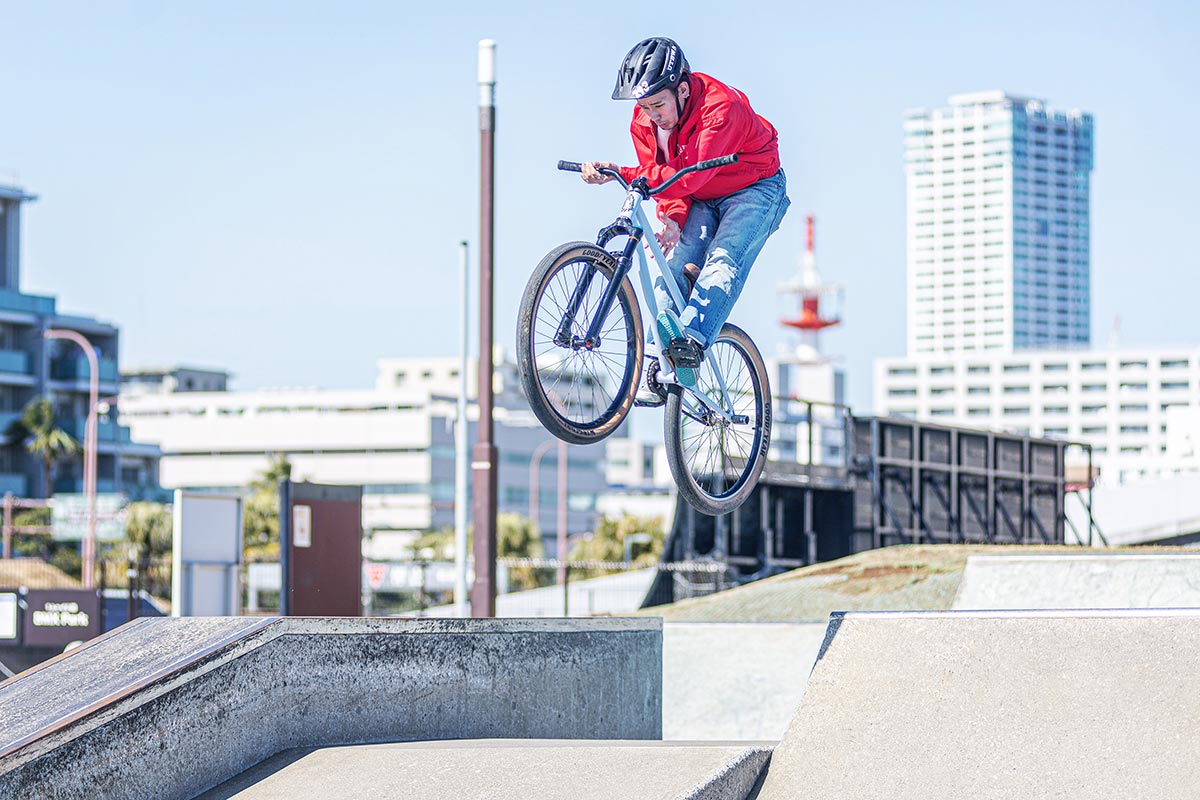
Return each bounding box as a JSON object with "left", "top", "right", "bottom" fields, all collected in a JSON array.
[
  {"left": 655, "top": 310, "right": 704, "bottom": 389},
  {"left": 634, "top": 357, "right": 667, "bottom": 408}
]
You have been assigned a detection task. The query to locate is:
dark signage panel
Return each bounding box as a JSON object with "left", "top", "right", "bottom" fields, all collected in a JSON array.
[
  {"left": 23, "top": 590, "right": 101, "bottom": 648},
  {"left": 281, "top": 482, "right": 362, "bottom": 616}
]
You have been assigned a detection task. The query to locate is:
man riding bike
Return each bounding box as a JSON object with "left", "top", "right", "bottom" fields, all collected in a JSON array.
[{"left": 581, "top": 36, "right": 790, "bottom": 399}]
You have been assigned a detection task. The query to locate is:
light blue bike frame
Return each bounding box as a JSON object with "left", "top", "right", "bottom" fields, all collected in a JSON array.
[{"left": 624, "top": 199, "right": 739, "bottom": 424}]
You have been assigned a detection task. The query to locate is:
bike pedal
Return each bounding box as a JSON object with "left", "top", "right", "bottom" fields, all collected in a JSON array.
[{"left": 666, "top": 340, "right": 703, "bottom": 369}]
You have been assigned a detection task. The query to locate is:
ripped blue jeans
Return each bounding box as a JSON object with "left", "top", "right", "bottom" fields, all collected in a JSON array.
[{"left": 652, "top": 169, "right": 790, "bottom": 348}]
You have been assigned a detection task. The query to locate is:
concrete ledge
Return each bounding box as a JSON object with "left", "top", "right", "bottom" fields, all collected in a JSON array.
[
  {"left": 758, "top": 609, "right": 1200, "bottom": 798},
  {"left": 0, "top": 617, "right": 662, "bottom": 800},
  {"left": 954, "top": 553, "right": 1200, "bottom": 609},
  {"left": 198, "top": 739, "right": 771, "bottom": 800}
]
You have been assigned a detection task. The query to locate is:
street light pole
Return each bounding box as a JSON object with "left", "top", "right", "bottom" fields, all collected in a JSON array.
[
  {"left": 454, "top": 240, "right": 470, "bottom": 618},
  {"left": 43, "top": 328, "right": 99, "bottom": 589},
  {"left": 528, "top": 438, "right": 569, "bottom": 586},
  {"left": 471, "top": 38, "right": 499, "bottom": 617}
]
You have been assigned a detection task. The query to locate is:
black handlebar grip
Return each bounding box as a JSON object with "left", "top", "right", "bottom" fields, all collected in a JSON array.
[
  {"left": 692, "top": 154, "right": 739, "bottom": 172},
  {"left": 558, "top": 160, "right": 584, "bottom": 172}
]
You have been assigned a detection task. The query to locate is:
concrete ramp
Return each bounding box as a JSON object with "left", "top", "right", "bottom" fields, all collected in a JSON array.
[
  {"left": 0, "top": 617, "right": 661, "bottom": 800},
  {"left": 198, "top": 740, "right": 770, "bottom": 800},
  {"left": 954, "top": 553, "right": 1200, "bottom": 609},
  {"left": 758, "top": 610, "right": 1200, "bottom": 799}
]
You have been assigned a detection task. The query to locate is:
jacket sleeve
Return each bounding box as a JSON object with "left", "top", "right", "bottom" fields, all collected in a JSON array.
[{"left": 620, "top": 105, "right": 750, "bottom": 225}]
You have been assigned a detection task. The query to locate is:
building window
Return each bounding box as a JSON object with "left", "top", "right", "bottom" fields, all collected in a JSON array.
[
  {"left": 1080, "top": 362, "right": 1106, "bottom": 371},
  {"left": 1081, "top": 426, "right": 1106, "bottom": 435},
  {"left": 1162, "top": 381, "right": 1190, "bottom": 391},
  {"left": 1003, "top": 364, "right": 1030, "bottom": 374},
  {"left": 888, "top": 388, "right": 918, "bottom": 397},
  {"left": 888, "top": 367, "right": 918, "bottom": 377},
  {"left": 1043, "top": 363, "right": 1068, "bottom": 372},
  {"left": 1081, "top": 384, "right": 1106, "bottom": 393},
  {"left": 1120, "top": 425, "right": 1149, "bottom": 435},
  {"left": 1003, "top": 406, "right": 1030, "bottom": 416},
  {"left": 1043, "top": 406, "right": 1068, "bottom": 414},
  {"left": 967, "top": 365, "right": 990, "bottom": 374},
  {"left": 1160, "top": 359, "right": 1190, "bottom": 369},
  {"left": 1003, "top": 385, "right": 1030, "bottom": 395},
  {"left": 1119, "top": 382, "right": 1148, "bottom": 392},
  {"left": 1119, "top": 404, "right": 1148, "bottom": 413}
]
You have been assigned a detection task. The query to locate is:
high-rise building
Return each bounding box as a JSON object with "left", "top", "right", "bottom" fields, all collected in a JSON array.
[
  {"left": 0, "top": 183, "right": 160, "bottom": 499},
  {"left": 903, "top": 91, "right": 1094, "bottom": 355}
]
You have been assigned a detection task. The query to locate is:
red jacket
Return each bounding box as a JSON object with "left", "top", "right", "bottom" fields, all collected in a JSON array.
[{"left": 618, "top": 72, "right": 780, "bottom": 227}]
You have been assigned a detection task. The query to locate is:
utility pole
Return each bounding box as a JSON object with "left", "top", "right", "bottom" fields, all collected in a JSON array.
[
  {"left": 454, "top": 240, "right": 470, "bottom": 617},
  {"left": 470, "top": 39, "right": 498, "bottom": 617}
]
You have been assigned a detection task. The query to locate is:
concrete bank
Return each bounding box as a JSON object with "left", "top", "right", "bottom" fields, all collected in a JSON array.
[
  {"left": 197, "top": 739, "right": 771, "bottom": 800},
  {"left": 0, "top": 617, "right": 662, "bottom": 800},
  {"left": 954, "top": 552, "right": 1200, "bottom": 609},
  {"left": 663, "top": 622, "right": 827, "bottom": 741},
  {"left": 757, "top": 609, "right": 1200, "bottom": 798}
]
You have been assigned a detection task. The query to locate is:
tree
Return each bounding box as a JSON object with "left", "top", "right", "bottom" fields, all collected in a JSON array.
[
  {"left": 122, "top": 502, "right": 173, "bottom": 560},
  {"left": 243, "top": 454, "right": 292, "bottom": 562},
  {"left": 12, "top": 398, "right": 79, "bottom": 498},
  {"left": 568, "top": 514, "right": 665, "bottom": 578}
]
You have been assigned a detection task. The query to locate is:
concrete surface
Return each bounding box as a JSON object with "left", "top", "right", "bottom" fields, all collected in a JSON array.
[
  {"left": 1066, "top": 471, "right": 1200, "bottom": 545},
  {"left": 663, "top": 622, "right": 827, "bottom": 741},
  {"left": 757, "top": 609, "right": 1200, "bottom": 799},
  {"left": 954, "top": 553, "right": 1200, "bottom": 609},
  {"left": 196, "top": 739, "right": 772, "bottom": 800},
  {"left": 0, "top": 617, "right": 661, "bottom": 800}
]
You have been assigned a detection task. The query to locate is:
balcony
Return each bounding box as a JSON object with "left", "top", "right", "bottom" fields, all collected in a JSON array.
[
  {"left": 58, "top": 418, "right": 134, "bottom": 444},
  {"left": 0, "top": 288, "right": 55, "bottom": 316},
  {"left": 0, "top": 473, "right": 28, "bottom": 496},
  {"left": 0, "top": 349, "right": 32, "bottom": 375},
  {"left": 50, "top": 356, "right": 119, "bottom": 384}
]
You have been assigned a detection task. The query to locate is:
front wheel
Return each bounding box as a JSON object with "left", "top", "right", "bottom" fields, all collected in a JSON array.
[
  {"left": 517, "top": 241, "right": 643, "bottom": 445},
  {"left": 664, "top": 324, "right": 771, "bottom": 515}
]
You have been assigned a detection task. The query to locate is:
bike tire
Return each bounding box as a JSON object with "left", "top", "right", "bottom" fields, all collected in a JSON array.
[
  {"left": 664, "top": 324, "right": 771, "bottom": 515},
  {"left": 517, "top": 241, "right": 643, "bottom": 445}
]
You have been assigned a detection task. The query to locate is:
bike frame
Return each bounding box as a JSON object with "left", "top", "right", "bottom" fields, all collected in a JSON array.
[{"left": 562, "top": 180, "right": 741, "bottom": 425}]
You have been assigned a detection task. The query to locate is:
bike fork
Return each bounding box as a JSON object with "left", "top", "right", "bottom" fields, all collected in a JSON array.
[{"left": 554, "top": 233, "right": 640, "bottom": 349}]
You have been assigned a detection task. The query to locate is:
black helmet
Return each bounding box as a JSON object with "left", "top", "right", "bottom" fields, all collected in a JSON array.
[{"left": 612, "top": 37, "right": 690, "bottom": 100}]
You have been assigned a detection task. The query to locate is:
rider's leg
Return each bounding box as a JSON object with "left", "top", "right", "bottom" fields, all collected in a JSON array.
[
  {"left": 680, "top": 170, "right": 790, "bottom": 347},
  {"left": 652, "top": 200, "right": 717, "bottom": 324}
]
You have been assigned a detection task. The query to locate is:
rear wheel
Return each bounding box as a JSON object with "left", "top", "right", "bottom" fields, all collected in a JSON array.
[
  {"left": 517, "top": 242, "right": 643, "bottom": 444},
  {"left": 664, "top": 324, "right": 771, "bottom": 515}
]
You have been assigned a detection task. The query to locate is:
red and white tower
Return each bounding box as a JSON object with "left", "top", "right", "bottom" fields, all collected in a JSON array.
[{"left": 779, "top": 214, "right": 842, "bottom": 366}]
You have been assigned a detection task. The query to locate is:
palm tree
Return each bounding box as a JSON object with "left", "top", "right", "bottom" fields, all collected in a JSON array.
[{"left": 16, "top": 397, "right": 80, "bottom": 498}]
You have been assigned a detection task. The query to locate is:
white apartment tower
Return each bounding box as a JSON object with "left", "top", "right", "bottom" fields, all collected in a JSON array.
[{"left": 904, "top": 91, "right": 1094, "bottom": 355}]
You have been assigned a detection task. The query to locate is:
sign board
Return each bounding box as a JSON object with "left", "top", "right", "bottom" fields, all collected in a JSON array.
[
  {"left": 23, "top": 589, "right": 100, "bottom": 648},
  {"left": 293, "top": 505, "right": 312, "bottom": 548},
  {"left": 0, "top": 591, "right": 18, "bottom": 644},
  {"left": 280, "top": 481, "right": 362, "bottom": 616},
  {"left": 52, "top": 493, "right": 127, "bottom": 542},
  {"left": 172, "top": 491, "right": 243, "bottom": 617}
]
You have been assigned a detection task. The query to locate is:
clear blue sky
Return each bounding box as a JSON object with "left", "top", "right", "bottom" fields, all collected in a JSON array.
[{"left": 1, "top": 1, "right": 1196, "bottom": 412}]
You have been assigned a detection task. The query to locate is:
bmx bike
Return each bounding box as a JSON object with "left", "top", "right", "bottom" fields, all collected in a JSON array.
[{"left": 516, "top": 156, "right": 771, "bottom": 515}]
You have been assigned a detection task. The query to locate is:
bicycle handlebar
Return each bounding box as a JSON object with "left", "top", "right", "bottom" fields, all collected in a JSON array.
[{"left": 557, "top": 154, "right": 739, "bottom": 196}]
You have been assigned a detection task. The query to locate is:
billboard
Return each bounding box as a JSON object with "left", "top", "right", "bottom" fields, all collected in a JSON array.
[
  {"left": 52, "top": 493, "right": 127, "bottom": 541},
  {"left": 22, "top": 589, "right": 101, "bottom": 648},
  {"left": 0, "top": 591, "right": 18, "bottom": 645},
  {"left": 171, "top": 491, "right": 243, "bottom": 617}
]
